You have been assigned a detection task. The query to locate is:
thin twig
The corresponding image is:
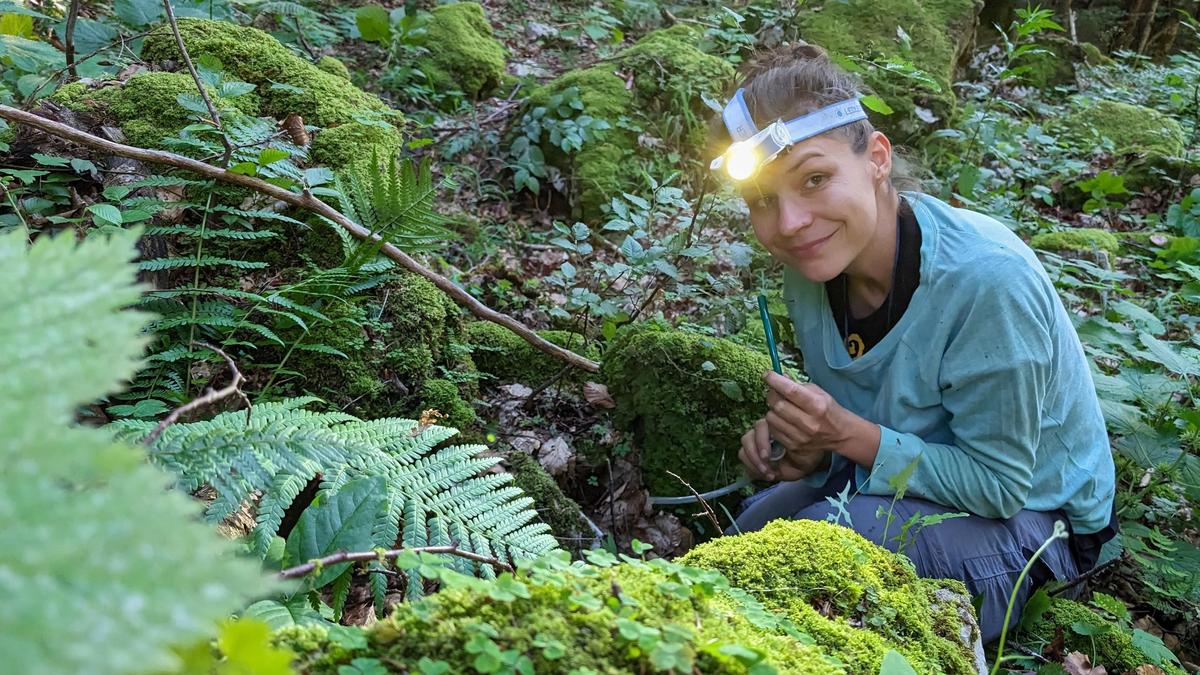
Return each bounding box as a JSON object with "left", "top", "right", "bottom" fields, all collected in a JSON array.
[
  {"left": 65, "top": 0, "right": 81, "bottom": 79},
  {"left": 277, "top": 544, "right": 513, "bottom": 580},
  {"left": 161, "top": 0, "right": 235, "bottom": 167},
  {"left": 629, "top": 177, "right": 710, "bottom": 322},
  {"left": 1048, "top": 553, "right": 1124, "bottom": 597},
  {"left": 0, "top": 104, "right": 600, "bottom": 373},
  {"left": 144, "top": 342, "right": 248, "bottom": 445},
  {"left": 665, "top": 470, "right": 723, "bottom": 534}
]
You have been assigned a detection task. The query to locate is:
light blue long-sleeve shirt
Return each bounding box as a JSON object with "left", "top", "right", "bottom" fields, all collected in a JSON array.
[{"left": 784, "top": 192, "right": 1115, "bottom": 534}]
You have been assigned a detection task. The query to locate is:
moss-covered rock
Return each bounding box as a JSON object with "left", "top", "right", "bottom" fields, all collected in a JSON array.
[
  {"left": 1021, "top": 35, "right": 1113, "bottom": 88},
  {"left": 276, "top": 522, "right": 979, "bottom": 673},
  {"left": 466, "top": 320, "right": 597, "bottom": 387},
  {"left": 1059, "top": 99, "right": 1187, "bottom": 188},
  {"left": 1030, "top": 227, "right": 1120, "bottom": 255},
  {"left": 601, "top": 323, "right": 772, "bottom": 496},
  {"left": 1019, "top": 598, "right": 1185, "bottom": 674},
  {"left": 795, "top": 0, "right": 983, "bottom": 138},
  {"left": 504, "top": 451, "right": 587, "bottom": 552},
  {"left": 416, "top": 2, "right": 507, "bottom": 100},
  {"left": 527, "top": 26, "right": 734, "bottom": 220},
  {"left": 308, "top": 121, "right": 403, "bottom": 173},
  {"left": 141, "top": 18, "right": 390, "bottom": 128},
  {"left": 680, "top": 520, "right": 978, "bottom": 674},
  {"left": 49, "top": 71, "right": 259, "bottom": 149},
  {"left": 277, "top": 552, "right": 846, "bottom": 673},
  {"left": 314, "top": 55, "right": 351, "bottom": 81},
  {"left": 285, "top": 273, "right": 477, "bottom": 424}
]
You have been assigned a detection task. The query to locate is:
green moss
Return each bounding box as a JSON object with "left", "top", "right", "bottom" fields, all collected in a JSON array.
[
  {"left": 419, "top": 378, "right": 477, "bottom": 430},
  {"left": 49, "top": 71, "right": 258, "bottom": 149},
  {"left": 416, "top": 2, "right": 507, "bottom": 100},
  {"left": 315, "top": 55, "right": 351, "bottom": 80},
  {"left": 680, "top": 520, "right": 978, "bottom": 674},
  {"left": 1030, "top": 228, "right": 1120, "bottom": 255},
  {"left": 504, "top": 452, "right": 587, "bottom": 552},
  {"left": 466, "top": 321, "right": 597, "bottom": 386},
  {"left": 141, "top": 18, "right": 391, "bottom": 128},
  {"left": 528, "top": 27, "right": 734, "bottom": 220},
  {"left": 1061, "top": 99, "right": 1187, "bottom": 176},
  {"left": 309, "top": 121, "right": 403, "bottom": 172},
  {"left": 600, "top": 323, "right": 772, "bottom": 496},
  {"left": 279, "top": 556, "right": 843, "bottom": 674},
  {"left": 796, "top": 0, "right": 981, "bottom": 137},
  {"left": 285, "top": 273, "right": 476, "bottom": 422},
  {"left": 1020, "top": 598, "right": 1185, "bottom": 674}
]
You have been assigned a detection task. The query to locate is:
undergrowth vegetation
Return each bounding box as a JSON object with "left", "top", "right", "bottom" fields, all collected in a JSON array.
[{"left": 3, "top": 0, "right": 1200, "bottom": 673}]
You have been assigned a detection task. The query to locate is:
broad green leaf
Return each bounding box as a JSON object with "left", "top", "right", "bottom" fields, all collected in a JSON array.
[
  {"left": 356, "top": 5, "right": 391, "bottom": 43},
  {"left": 285, "top": 476, "right": 385, "bottom": 588},
  {"left": 113, "top": 0, "right": 163, "bottom": 26},
  {"left": 258, "top": 147, "right": 291, "bottom": 165},
  {"left": 215, "top": 618, "right": 296, "bottom": 675},
  {"left": 879, "top": 649, "right": 918, "bottom": 675},
  {"left": 1135, "top": 333, "right": 1200, "bottom": 377},
  {"left": 1019, "top": 588, "right": 1052, "bottom": 631},
  {"left": 241, "top": 598, "right": 327, "bottom": 630},
  {"left": 860, "top": 94, "right": 894, "bottom": 115},
  {"left": 0, "top": 229, "right": 269, "bottom": 674},
  {"left": 87, "top": 203, "right": 123, "bottom": 226},
  {"left": 1132, "top": 628, "right": 1181, "bottom": 665},
  {"left": 0, "top": 33, "right": 64, "bottom": 72},
  {"left": 1111, "top": 300, "right": 1164, "bottom": 335},
  {"left": 0, "top": 12, "right": 33, "bottom": 38}
]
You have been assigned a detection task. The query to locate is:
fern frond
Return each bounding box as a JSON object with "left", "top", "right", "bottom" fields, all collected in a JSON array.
[{"left": 138, "top": 256, "right": 269, "bottom": 271}]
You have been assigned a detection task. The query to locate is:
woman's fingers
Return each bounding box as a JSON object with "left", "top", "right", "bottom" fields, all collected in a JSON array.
[
  {"left": 766, "top": 409, "right": 808, "bottom": 448},
  {"left": 739, "top": 419, "right": 776, "bottom": 481},
  {"left": 766, "top": 389, "right": 820, "bottom": 436}
]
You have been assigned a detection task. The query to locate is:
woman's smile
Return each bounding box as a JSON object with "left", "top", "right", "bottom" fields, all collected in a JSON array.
[{"left": 787, "top": 229, "right": 837, "bottom": 259}]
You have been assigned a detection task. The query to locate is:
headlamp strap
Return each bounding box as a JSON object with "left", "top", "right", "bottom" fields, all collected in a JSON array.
[{"left": 720, "top": 90, "right": 868, "bottom": 146}]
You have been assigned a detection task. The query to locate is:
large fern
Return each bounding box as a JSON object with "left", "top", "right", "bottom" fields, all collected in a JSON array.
[
  {"left": 0, "top": 227, "right": 266, "bottom": 674},
  {"left": 331, "top": 152, "right": 457, "bottom": 267},
  {"left": 109, "top": 398, "right": 558, "bottom": 608}
]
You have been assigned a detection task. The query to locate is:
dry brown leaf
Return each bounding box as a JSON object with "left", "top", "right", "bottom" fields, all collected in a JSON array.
[
  {"left": 1063, "top": 651, "right": 1107, "bottom": 675},
  {"left": 583, "top": 382, "right": 615, "bottom": 408},
  {"left": 537, "top": 435, "right": 574, "bottom": 477},
  {"left": 1132, "top": 665, "right": 1166, "bottom": 674}
]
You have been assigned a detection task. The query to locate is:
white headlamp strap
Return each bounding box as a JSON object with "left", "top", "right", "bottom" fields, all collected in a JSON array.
[
  {"left": 722, "top": 88, "right": 759, "bottom": 142},
  {"left": 782, "top": 98, "right": 867, "bottom": 143}
]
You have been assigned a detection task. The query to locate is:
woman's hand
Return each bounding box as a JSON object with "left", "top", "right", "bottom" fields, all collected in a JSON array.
[
  {"left": 739, "top": 418, "right": 827, "bottom": 481},
  {"left": 753, "top": 372, "right": 882, "bottom": 478}
]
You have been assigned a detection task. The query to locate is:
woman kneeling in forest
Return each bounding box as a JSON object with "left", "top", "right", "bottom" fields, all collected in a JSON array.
[{"left": 716, "top": 44, "right": 1118, "bottom": 644}]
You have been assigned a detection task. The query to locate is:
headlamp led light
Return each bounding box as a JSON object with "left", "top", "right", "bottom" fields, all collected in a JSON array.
[{"left": 709, "top": 88, "right": 868, "bottom": 182}]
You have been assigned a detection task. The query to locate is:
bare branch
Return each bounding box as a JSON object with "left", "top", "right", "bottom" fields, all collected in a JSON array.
[
  {"left": 144, "top": 342, "right": 248, "bottom": 446},
  {"left": 160, "top": 0, "right": 235, "bottom": 166},
  {"left": 665, "top": 470, "right": 723, "bottom": 534},
  {"left": 0, "top": 104, "right": 600, "bottom": 373},
  {"left": 277, "top": 544, "right": 514, "bottom": 580},
  {"left": 65, "top": 0, "right": 81, "bottom": 79}
]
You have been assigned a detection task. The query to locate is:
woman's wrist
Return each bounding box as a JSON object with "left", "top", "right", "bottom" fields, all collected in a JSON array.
[{"left": 833, "top": 409, "right": 881, "bottom": 468}]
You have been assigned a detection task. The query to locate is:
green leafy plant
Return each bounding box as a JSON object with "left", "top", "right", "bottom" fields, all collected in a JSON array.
[
  {"left": 110, "top": 397, "right": 559, "bottom": 613},
  {"left": 0, "top": 226, "right": 267, "bottom": 673},
  {"left": 507, "top": 85, "right": 612, "bottom": 194}
]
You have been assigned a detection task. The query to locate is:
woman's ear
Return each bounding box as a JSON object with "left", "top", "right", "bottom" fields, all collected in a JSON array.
[{"left": 868, "top": 130, "right": 893, "bottom": 184}]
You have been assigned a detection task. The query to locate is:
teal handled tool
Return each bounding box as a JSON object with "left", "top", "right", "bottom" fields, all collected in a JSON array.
[{"left": 757, "top": 294, "right": 787, "bottom": 464}]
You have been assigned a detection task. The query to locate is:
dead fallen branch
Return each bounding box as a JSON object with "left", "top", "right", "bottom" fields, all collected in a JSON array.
[
  {"left": 0, "top": 104, "right": 600, "bottom": 373},
  {"left": 277, "top": 544, "right": 514, "bottom": 580},
  {"left": 144, "top": 342, "right": 249, "bottom": 445}
]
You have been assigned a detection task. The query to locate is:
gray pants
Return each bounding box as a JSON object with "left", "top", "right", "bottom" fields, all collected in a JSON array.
[{"left": 731, "top": 463, "right": 1084, "bottom": 644}]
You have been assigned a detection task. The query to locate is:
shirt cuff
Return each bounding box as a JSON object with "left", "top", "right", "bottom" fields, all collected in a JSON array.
[{"left": 858, "top": 424, "right": 923, "bottom": 496}]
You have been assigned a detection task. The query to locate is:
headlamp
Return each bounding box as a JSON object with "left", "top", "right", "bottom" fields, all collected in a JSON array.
[{"left": 709, "top": 88, "right": 868, "bottom": 182}]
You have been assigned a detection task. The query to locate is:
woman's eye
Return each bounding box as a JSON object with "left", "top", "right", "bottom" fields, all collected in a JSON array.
[{"left": 805, "top": 174, "right": 827, "bottom": 189}]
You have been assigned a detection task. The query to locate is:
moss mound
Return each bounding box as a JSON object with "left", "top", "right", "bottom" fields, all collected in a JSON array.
[
  {"left": 417, "top": 2, "right": 507, "bottom": 100},
  {"left": 308, "top": 121, "right": 403, "bottom": 173},
  {"left": 277, "top": 552, "right": 846, "bottom": 674},
  {"left": 49, "top": 71, "right": 258, "bottom": 149},
  {"left": 1030, "top": 228, "right": 1120, "bottom": 255},
  {"left": 1022, "top": 35, "right": 1113, "bottom": 88},
  {"left": 504, "top": 452, "right": 588, "bottom": 552},
  {"left": 314, "top": 55, "right": 351, "bottom": 80},
  {"left": 795, "top": 0, "right": 982, "bottom": 137},
  {"left": 601, "top": 323, "right": 771, "bottom": 496},
  {"left": 466, "top": 320, "right": 597, "bottom": 387},
  {"left": 528, "top": 26, "right": 735, "bottom": 220},
  {"left": 141, "top": 18, "right": 390, "bottom": 128},
  {"left": 1059, "top": 98, "right": 1187, "bottom": 188},
  {"left": 1020, "top": 598, "right": 1185, "bottom": 674},
  {"left": 286, "top": 273, "right": 477, "bottom": 423},
  {"left": 680, "top": 520, "right": 978, "bottom": 674}
]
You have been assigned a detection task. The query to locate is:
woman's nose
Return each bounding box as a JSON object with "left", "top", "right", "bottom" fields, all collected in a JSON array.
[{"left": 777, "top": 197, "right": 814, "bottom": 237}]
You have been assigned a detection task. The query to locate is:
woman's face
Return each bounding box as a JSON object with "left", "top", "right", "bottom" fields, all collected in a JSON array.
[{"left": 741, "top": 130, "right": 893, "bottom": 283}]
